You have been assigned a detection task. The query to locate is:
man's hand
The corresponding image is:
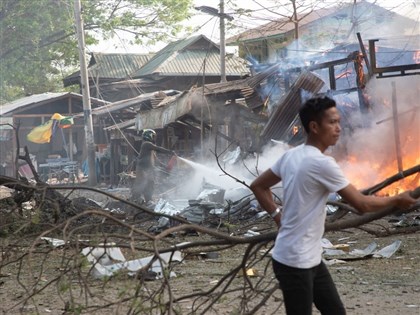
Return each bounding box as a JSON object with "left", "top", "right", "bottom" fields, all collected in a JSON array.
[{"left": 395, "top": 190, "right": 418, "bottom": 210}]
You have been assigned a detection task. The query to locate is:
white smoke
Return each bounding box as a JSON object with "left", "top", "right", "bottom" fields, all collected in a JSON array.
[{"left": 166, "top": 140, "right": 291, "bottom": 201}]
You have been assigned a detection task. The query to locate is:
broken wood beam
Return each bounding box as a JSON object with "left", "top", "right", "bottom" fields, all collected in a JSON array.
[{"left": 391, "top": 81, "right": 403, "bottom": 173}]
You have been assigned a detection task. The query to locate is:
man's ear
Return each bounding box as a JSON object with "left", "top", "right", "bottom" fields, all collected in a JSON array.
[{"left": 308, "top": 121, "right": 319, "bottom": 134}]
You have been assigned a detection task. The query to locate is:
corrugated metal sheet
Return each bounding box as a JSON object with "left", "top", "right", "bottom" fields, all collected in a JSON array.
[
  {"left": 89, "top": 53, "right": 154, "bottom": 79},
  {"left": 261, "top": 71, "right": 325, "bottom": 141},
  {"left": 63, "top": 52, "right": 154, "bottom": 86},
  {"left": 135, "top": 91, "right": 194, "bottom": 130},
  {"left": 0, "top": 92, "right": 69, "bottom": 116},
  {"left": 1, "top": 92, "right": 72, "bottom": 116},
  {"left": 131, "top": 36, "right": 211, "bottom": 77},
  {"left": 132, "top": 35, "right": 250, "bottom": 77},
  {"left": 151, "top": 50, "right": 248, "bottom": 76},
  {"left": 104, "top": 118, "right": 136, "bottom": 131},
  {"left": 80, "top": 90, "right": 180, "bottom": 117},
  {"left": 1, "top": 92, "right": 109, "bottom": 117}
]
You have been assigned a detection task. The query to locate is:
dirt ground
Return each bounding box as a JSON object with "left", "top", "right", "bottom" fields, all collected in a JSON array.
[{"left": 0, "top": 187, "right": 419, "bottom": 315}]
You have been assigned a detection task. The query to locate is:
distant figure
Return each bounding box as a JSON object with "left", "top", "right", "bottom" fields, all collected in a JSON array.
[{"left": 132, "top": 129, "right": 175, "bottom": 203}]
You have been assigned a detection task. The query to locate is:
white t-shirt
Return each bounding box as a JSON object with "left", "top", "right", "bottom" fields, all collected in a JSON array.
[{"left": 271, "top": 144, "right": 349, "bottom": 269}]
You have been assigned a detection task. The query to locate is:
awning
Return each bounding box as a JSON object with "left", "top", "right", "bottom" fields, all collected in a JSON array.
[{"left": 135, "top": 91, "right": 196, "bottom": 130}]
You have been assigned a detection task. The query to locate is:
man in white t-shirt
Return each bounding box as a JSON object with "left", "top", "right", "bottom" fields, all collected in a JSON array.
[{"left": 250, "top": 96, "right": 417, "bottom": 315}]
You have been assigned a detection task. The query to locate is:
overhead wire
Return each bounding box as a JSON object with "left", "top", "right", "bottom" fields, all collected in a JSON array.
[
  {"left": 78, "top": 3, "right": 227, "bottom": 161},
  {"left": 89, "top": 71, "right": 140, "bottom": 155},
  {"left": 81, "top": 27, "right": 146, "bottom": 157}
]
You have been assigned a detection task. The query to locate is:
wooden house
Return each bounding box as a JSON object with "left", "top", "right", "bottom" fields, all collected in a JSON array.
[{"left": 0, "top": 92, "right": 107, "bottom": 179}]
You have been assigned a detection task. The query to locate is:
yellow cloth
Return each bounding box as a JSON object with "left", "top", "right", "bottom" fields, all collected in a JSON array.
[
  {"left": 27, "top": 113, "right": 74, "bottom": 143},
  {"left": 51, "top": 113, "right": 66, "bottom": 120},
  {"left": 26, "top": 120, "right": 54, "bottom": 144}
]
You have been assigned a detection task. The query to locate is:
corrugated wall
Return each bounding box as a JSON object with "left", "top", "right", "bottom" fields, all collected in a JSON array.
[{"left": 261, "top": 71, "right": 325, "bottom": 141}]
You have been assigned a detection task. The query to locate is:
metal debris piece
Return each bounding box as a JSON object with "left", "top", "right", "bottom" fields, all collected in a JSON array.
[
  {"left": 81, "top": 244, "right": 182, "bottom": 279},
  {"left": 41, "top": 237, "right": 67, "bottom": 247},
  {"left": 373, "top": 240, "right": 401, "bottom": 258}
]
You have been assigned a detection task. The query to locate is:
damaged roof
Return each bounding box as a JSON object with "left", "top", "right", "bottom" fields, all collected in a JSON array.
[
  {"left": 76, "top": 90, "right": 181, "bottom": 117},
  {"left": 132, "top": 64, "right": 281, "bottom": 131},
  {"left": 135, "top": 91, "right": 193, "bottom": 130},
  {"left": 104, "top": 118, "right": 136, "bottom": 131},
  {"left": 131, "top": 35, "right": 250, "bottom": 78}
]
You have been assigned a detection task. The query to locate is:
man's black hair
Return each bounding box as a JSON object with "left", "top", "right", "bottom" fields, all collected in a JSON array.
[{"left": 299, "top": 96, "right": 336, "bottom": 133}]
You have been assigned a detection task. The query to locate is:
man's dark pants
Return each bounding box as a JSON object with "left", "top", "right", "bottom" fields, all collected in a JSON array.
[{"left": 272, "top": 259, "right": 346, "bottom": 315}]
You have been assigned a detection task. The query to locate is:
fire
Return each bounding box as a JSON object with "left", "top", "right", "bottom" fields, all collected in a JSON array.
[
  {"left": 337, "top": 82, "right": 420, "bottom": 197},
  {"left": 341, "top": 151, "right": 419, "bottom": 196}
]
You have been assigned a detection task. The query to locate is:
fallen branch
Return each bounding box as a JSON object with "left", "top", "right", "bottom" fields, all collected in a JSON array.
[
  {"left": 361, "top": 164, "right": 420, "bottom": 195},
  {"left": 358, "top": 225, "right": 420, "bottom": 237},
  {"left": 18, "top": 146, "right": 41, "bottom": 183}
]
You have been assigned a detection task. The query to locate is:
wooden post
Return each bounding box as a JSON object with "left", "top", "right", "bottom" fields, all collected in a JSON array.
[
  {"left": 110, "top": 136, "right": 116, "bottom": 186},
  {"left": 391, "top": 81, "right": 403, "bottom": 173},
  {"left": 68, "top": 97, "right": 74, "bottom": 161},
  {"left": 356, "top": 32, "right": 373, "bottom": 78}
]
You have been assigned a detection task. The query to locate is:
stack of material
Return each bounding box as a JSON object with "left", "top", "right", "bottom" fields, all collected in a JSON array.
[
  {"left": 242, "top": 86, "right": 264, "bottom": 110},
  {"left": 260, "top": 71, "right": 325, "bottom": 141}
]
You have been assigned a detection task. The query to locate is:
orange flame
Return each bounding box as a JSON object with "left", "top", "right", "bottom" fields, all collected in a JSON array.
[{"left": 343, "top": 151, "right": 419, "bottom": 196}]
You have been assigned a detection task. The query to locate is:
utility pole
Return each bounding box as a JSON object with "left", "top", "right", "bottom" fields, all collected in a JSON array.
[
  {"left": 219, "top": 0, "right": 226, "bottom": 82},
  {"left": 195, "top": 2, "right": 233, "bottom": 83},
  {"left": 74, "top": 0, "right": 97, "bottom": 186}
]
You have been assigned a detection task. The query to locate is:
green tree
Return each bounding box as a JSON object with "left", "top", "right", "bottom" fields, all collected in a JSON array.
[{"left": 0, "top": 0, "right": 192, "bottom": 104}]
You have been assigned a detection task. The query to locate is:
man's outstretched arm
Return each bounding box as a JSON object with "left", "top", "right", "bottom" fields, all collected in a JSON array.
[{"left": 338, "top": 184, "right": 417, "bottom": 214}]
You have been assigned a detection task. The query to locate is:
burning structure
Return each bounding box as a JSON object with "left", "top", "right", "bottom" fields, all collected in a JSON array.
[{"left": 1, "top": 1, "right": 419, "bottom": 195}]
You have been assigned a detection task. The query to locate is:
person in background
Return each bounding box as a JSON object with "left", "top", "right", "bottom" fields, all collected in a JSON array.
[
  {"left": 132, "top": 129, "right": 175, "bottom": 204},
  {"left": 250, "top": 96, "right": 418, "bottom": 315}
]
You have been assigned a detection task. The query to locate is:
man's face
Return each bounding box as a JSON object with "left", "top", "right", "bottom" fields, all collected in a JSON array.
[{"left": 315, "top": 107, "right": 342, "bottom": 147}]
